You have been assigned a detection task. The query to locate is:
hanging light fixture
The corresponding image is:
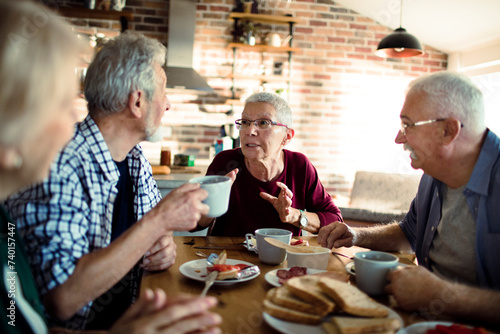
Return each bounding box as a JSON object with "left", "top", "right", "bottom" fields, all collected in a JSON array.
[{"left": 375, "top": 0, "right": 424, "bottom": 58}]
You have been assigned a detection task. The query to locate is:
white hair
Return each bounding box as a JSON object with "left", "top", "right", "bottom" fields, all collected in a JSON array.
[
  {"left": 407, "top": 71, "right": 485, "bottom": 135},
  {"left": 245, "top": 92, "right": 293, "bottom": 127},
  {"left": 84, "top": 31, "right": 167, "bottom": 117}
]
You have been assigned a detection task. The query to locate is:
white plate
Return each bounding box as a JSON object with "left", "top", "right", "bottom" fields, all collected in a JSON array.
[
  {"left": 264, "top": 305, "right": 403, "bottom": 334},
  {"left": 397, "top": 321, "right": 454, "bottom": 334},
  {"left": 265, "top": 268, "right": 327, "bottom": 287},
  {"left": 345, "top": 261, "right": 355, "bottom": 275},
  {"left": 179, "top": 259, "right": 259, "bottom": 286}
]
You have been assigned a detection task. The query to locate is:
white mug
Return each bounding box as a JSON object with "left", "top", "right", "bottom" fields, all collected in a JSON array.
[
  {"left": 353, "top": 251, "right": 399, "bottom": 296},
  {"left": 245, "top": 228, "right": 292, "bottom": 265},
  {"left": 189, "top": 175, "right": 231, "bottom": 218}
]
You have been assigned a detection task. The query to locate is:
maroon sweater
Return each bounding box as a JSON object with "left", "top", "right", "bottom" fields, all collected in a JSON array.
[{"left": 206, "top": 148, "right": 342, "bottom": 236}]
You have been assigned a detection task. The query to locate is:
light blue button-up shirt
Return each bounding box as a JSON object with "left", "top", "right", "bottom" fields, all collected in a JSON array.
[{"left": 399, "top": 129, "right": 500, "bottom": 290}]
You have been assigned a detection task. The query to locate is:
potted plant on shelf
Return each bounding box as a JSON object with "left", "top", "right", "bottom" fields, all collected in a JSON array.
[{"left": 241, "top": 21, "right": 261, "bottom": 45}]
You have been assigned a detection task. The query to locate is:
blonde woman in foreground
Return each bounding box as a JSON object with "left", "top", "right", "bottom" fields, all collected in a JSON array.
[{"left": 0, "top": 1, "right": 221, "bottom": 333}]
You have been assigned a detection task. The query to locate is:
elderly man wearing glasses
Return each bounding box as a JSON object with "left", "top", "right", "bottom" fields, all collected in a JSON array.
[
  {"left": 196, "top": 92, "right": 343, "bottom": 236},
  {"left": 318, "top": 71, "right": 500, "bottom": 325}
]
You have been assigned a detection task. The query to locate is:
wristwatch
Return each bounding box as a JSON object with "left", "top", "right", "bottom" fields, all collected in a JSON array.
[{"left": 299, "top": 210, "right": 308, "bottom": 229}]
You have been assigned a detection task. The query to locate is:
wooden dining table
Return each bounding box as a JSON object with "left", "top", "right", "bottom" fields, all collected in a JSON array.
[{"left": 141, "top": 235, "right": 420, "bottom": 334}]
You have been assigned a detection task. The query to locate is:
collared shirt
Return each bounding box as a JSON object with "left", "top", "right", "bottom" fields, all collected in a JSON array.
[
  {"left": 5, "top": 115, "right": 161, "bottom": 329},
  {"left": 399, "top": 129, "right": 500, "bottom": 289}
]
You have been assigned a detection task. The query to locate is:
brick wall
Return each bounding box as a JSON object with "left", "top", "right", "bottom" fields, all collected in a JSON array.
[{"left": 46, "top": 0, "right": 448, "bottom": 197}]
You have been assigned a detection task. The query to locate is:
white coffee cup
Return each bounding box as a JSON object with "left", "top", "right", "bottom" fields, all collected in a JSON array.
[
  {"left": 353, "top": 251, "right": 399, "bottom": 296},
  {"left": 245, "top": 228, "right": 292, "bottom": 265},
  {"left": 189, "top": 175, "right": 231, "bottom": 218}
]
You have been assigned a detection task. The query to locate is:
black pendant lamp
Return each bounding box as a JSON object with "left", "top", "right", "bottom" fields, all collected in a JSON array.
[{"left": 375, "top": 0, "right": 424, "bottom": 58}]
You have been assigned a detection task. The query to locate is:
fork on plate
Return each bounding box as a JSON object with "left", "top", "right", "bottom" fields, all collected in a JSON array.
[{"left": 200, "top": 271, "right": 219, "bottom": 297}]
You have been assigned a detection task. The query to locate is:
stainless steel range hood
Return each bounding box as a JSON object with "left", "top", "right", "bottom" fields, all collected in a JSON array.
[{"left": 165, "top": 0, "right": 213, "bottom": 92}]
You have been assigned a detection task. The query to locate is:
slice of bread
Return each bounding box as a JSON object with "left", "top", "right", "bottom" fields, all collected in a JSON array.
[
  {"left": 318, "top": 278, "right": 388, "bottom": 318},
  {"left": 216, "top": 268, "right": 239, "bottom": 280},
  {"left": 312, "top": 270, "right": 350, "bottom": 283},
  {"left": 323, "top": 321, "right": 341, "bottom": 334},
  {"left": 210, "top": 250, "right": 238, "bottom": 280},
  {"left": 215, "top": 250, "right": 227, "bottom": 264},
  {"left": 267, "top": 286, "right": 329, "bottom": 316},
  {"left": 263, "top": 299, "right": 322, "bottom": 325},
  {"left": 323, "top": 316, "right": 400, "bottom": 334},
  {"left": 286, "top": 276, "right": 336, "bottom": 314}
]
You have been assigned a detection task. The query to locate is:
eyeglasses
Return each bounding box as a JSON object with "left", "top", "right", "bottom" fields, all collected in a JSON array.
[
  {"left": 400, "top": 118, "right": 464, "bottom": 135},
  {"left": 235, "top": 119, "right": 289, "bottom": 130},
  {"left": 400, "top": 118, "right": 446, "bottom": 135}
]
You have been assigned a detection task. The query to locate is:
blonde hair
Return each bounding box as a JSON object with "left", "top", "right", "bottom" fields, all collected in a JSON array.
[{"left": 0, "top": 1, "right": 79, "bottom": 145}]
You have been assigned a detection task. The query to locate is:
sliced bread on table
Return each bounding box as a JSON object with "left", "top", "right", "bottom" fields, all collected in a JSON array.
[
  {"left": 322, "top": 316, "right": 400, "bottom": 334},
  {"left": 263, "top": 299, "right": 322, "bottom": 325},
  {"left": 267, "top": 286, "right": 328, "bottom": 316},
  {"left": 286, "top": 275, "right": 336, "bottom": 314},
  {"left": 210, "top": 250, "right": 239, "bottom": 280},
  {"left": 267, "top": 286, "right": 316, "bottom": 314},
  {"left": 312, "top": 270, "right": 350, "bottom": 282},
  {"left": 318, "top": 277, "right": 388, "bottom": 318}
]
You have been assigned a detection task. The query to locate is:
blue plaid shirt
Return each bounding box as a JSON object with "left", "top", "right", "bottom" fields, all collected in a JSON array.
[{"left": 6, "top": 115, "right": 161, "bottom": 330}]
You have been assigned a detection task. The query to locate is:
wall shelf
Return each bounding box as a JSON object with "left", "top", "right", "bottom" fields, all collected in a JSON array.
[
  {"left": 227, "top": 43, "right": 300, "bottom": 53},
  {"left": 226, "top": 12, "right": 300, "bottom": 106},
  {"left": 56, "top": 7, "right": 133, "bottom": 21},
  {"left": 228, "top": 12, "right": 300, "bottom": 25},
  {"left": 227, "top": 73, "right": 291, "bottom": 82}
]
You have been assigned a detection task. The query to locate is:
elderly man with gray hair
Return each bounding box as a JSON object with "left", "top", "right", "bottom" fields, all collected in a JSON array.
[
  {"left": 318, "top": 71, "right": 500, "bottom": 325},
  {"left": 6, "top": 31, "right": 211, "bottom": 330}
]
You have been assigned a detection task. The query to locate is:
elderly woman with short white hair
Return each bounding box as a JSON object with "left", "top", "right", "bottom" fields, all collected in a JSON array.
[{"left": 198, "top": 92, "right": 343, "bottom": 236}]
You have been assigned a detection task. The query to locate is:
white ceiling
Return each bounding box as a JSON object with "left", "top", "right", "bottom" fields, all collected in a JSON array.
[{"left": 335, "top": 0, "right": 500, "bottom": 54}]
